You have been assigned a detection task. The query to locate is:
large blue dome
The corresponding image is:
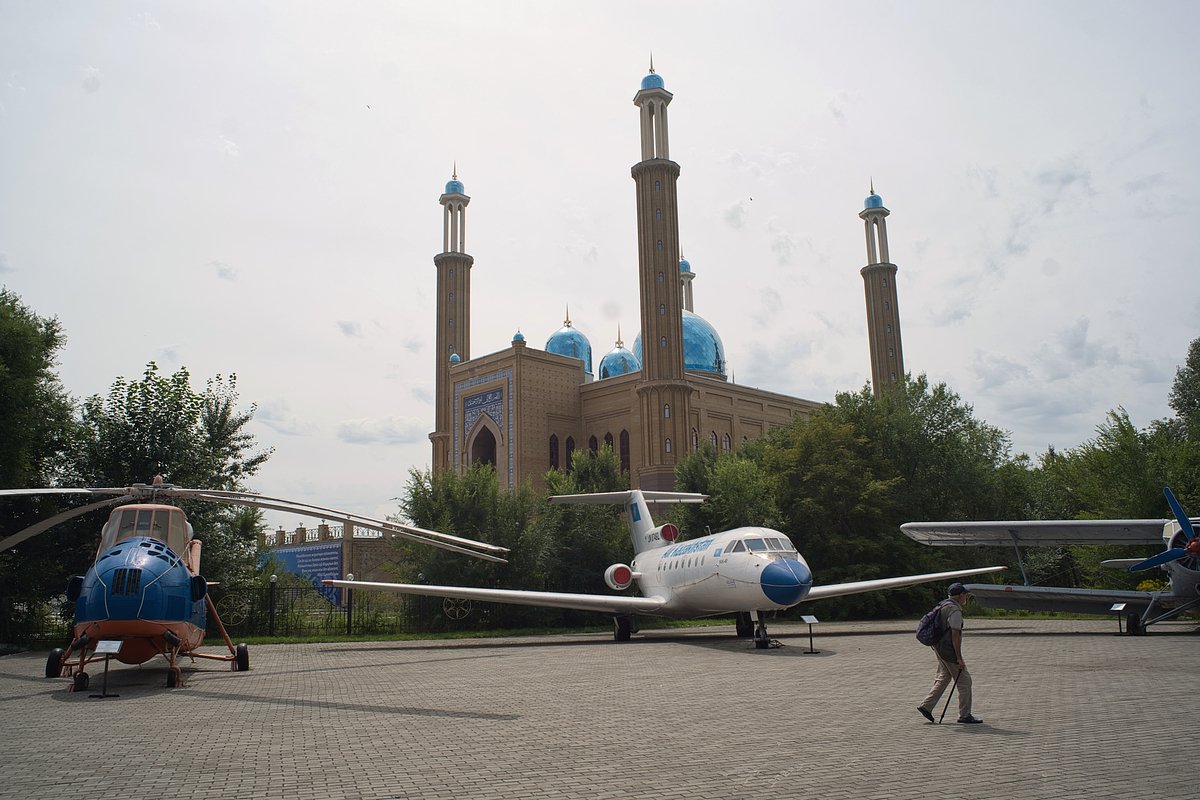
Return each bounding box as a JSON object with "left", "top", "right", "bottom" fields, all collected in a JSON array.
[
  {"left": 632, "top": 310, "right": 726, "bottom": 377},
  {"left": 599, "top": 344, "right": 640, "bottom": 379},
  {"left": 679, "top": 257, "right": 692, "bottom": 273},
  {"left": 445, "top": 178, "right": 465, "bottom": 194},
  {"left": 546, "top": 325, "right": 593, "bottom": 375},
  {"left": 864, "top": 192, "right": 883, "bottom": 209}
]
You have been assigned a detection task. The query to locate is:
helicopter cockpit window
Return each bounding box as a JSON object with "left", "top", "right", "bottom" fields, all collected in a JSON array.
[{"left": 744, "top": 538, "right": 768, "bottom": 553}]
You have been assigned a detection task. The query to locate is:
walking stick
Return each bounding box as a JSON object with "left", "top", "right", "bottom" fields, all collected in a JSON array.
[{"left": 939, "top": 665, "right": 962, "bottom": 724}]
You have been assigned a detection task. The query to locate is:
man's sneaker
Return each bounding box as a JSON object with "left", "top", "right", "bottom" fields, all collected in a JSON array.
[
  {"left": 918, "top": 706, "right": 934, "bottom": 723},
  {"left": 957, "top": 715, "right": 984, "bottom": 724}
]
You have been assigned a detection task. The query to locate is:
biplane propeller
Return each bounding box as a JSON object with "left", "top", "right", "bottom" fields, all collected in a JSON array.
[{"left": 0, "top": 477, "right": 508, "bottom": 690}]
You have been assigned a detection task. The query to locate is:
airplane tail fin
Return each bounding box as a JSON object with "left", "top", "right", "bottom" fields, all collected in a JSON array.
[{"left": 549, "top": 490, "right": 707, "bottom": 555}]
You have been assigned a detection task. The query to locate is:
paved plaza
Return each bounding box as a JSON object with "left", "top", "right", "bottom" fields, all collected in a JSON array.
[{"left": 0, "top": 618, "right": 1194, "bottom": 799}]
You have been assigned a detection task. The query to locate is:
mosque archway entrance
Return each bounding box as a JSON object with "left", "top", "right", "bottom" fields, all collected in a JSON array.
[{"left": 470, "top": 426, "right": 497, "bottom": 467}]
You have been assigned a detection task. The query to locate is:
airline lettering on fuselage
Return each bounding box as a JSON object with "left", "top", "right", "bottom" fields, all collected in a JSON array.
[{"left": 662, "top": 539, "right": 714, "bottom": 559}]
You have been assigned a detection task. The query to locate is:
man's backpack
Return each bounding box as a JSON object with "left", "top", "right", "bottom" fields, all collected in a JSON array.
[{"left": 915, "top": 600, "right": 950, "bottom": 646}]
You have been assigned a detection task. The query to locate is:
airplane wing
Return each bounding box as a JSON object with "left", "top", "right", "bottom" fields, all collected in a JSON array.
[
  {"left": 899, "top": 519, "right": 1171, "bottom": 547},
  {"left": 963, "top": 583, "right": 1166, "bottom": 616},
  {"left": 323, "top": 579, "right": 667, "bottom": 615},
  {"left": 803, "top": 565, "right": 1007, "bottom": 602}
]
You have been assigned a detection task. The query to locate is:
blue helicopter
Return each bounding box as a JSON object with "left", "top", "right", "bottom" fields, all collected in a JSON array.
[{"left": 0, "top": 477, "right": 509, "bottom": 690}]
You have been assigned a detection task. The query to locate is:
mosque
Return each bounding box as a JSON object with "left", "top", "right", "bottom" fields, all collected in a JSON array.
[{"left": 428, "top": 66, "right": 905, "bottom": 492}]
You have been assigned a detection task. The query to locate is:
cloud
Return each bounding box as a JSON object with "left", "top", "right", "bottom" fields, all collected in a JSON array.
[
  {"left": 337, "top": 416, "right": 427, "bottom": 445},
  {"left": 0, "top": 252, "right": 12, "bottom": 273},
  {"left": 218, "top": 135, "right": 240, "bottom": 157},
  {"left": 81, "top": 66, "right": 101, "bottom": 93},
  {"left": 971, "top": 352, "right": 1031, "bottom": 391},
  {"left": 410, "top": 386, "right": 433, "bottom": 404},
  {"left": 400, "top": 336, "right": 422, "bottom": 353},
  {"left": 257, "top": 401, "right": 316, "bottom": 436},
  {"left": 1123, "top": 172, "right": 1169, "bottom": 195},
  {"left": 726, "top": 149, "right": 799, "bottom": 177},
  {"left": 1035, "top": 318, "right": 1119, "bottom": 381},
  {"left": 966, "top": 163, "right": 999, "bottom": 199},
  {"left": 723, "top": 200, "right": 748, "bottom": 229},
  {"left": 211, "top": 260, "right": 237, "bottom": 280},
  {"left": 129, "top": 11, "right": 161, "bottom": 30},
  {"left": 1033, "top": 161, "right": 1094, "bottom": 214},
  {"left": 564, "top": 239, "right": 600, "bottom": 264},
  {"left": 828, "top": 92, "right": 849, "bottom": 124},
  {"left": 336, "top": 320, "right": 363, "bottom": 338},
  {"left": 156, "top": 344, "right": 180, "bottom": 363}
]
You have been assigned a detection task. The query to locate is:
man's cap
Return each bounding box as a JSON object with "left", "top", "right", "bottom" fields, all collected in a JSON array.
[{"left": 948, "top": 582, "right": 968, "bottom": 596}]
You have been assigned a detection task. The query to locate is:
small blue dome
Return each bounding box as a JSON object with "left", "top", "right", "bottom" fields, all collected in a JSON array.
[
  {"left": 546, "top": 325, "right": 593, "bottom": 375},
  {"left": 449, "top": 353, "right": 461, "bottom": 363},
  {"left": 599, "top": 344, "right": 640, "bottom": 379},
  {"left": 641, "top": 72, "right": 665, "bottom": 90},
  {"left": 633, "top": 310, "right": 726, "bottom": 377},
  {"left": 445, "top": 178, "right": 465, "bottom": 194},
  {"left": 679, "top": 258, "right": 692, "bottom": 274},
  {"left": 864, "top": 192, "right": 884, "bottom": 209},
  {"left": 512, "top": 330, "right": 525, "bottom": 342}
]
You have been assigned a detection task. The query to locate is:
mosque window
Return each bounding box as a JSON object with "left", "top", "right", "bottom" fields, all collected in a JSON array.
[
  {"left": 884, "top": 301, "right": 891, "bottom": 310},
  {"left": 656, "top": 208, "right": 662, "bottom": 220},
  {"left": 722, "top": 433, "right": 732, "bottom": 452},
  {"left": 882, "top": 278, "right": 888, "bottom": 287},
  {"left": 549, "top": 434, "right": 560, "bottom": 470},
  {"left": 888, "top": 348, "right": 895, "bottom": 357},
  {"left": 449, "top": 318, "right": 454, "bottom": 328},
  {"left": 886, "top": 324, "right": 892, "bottom": 333},
  {"left": 449, "top": 269, "right": 455, "bottom": 279},
  {"left": 620, "top": 430, "right": 630, "bottom": 473},
  {"left": 657, "top": 240, "right": 663, "bottom": 251},
  {"left": 449, "top": 292, "right": 454, "bottom": 302},
  {"left": 655, "top": 180, "right": 661, "bottom": 191},
  {"left": 660, "top": 337, "right": 667, "bottom": 349},
  {"left": 709, "top": 431, "right": 718, "bottom": 447},
  {"left": 658, "top": 304, "right": 666, "bottom": 316},
  {"left": 691, "top": 427, "right": 698, "bottom": 448},
  {"left": 665, "top": 438, "right": 673, "bottom": 454},
  {"left": 663, "top": 403, "right": 671, "bottom": 418},
  {"left": 604, "top": 432, "right": 614, "bottom": 449},
  {"left": 588, "top": 435, "right": 599, "bottom": 454},
  {"left": 565, "top": 437, "right": 576, "bottom": 471},
  {"left": 658, "top": 271, "right": 665, "bottom": 283}
]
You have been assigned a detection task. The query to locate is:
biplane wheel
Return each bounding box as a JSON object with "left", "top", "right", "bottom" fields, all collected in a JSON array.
[
  {"left": 73, "top": 671, "right": 89, "bottom": 691},
  {"left": 45, "top": 648, "right": 65, "bottom": 679},
  {"left": 235, "top": 643, "right": 250, "bottom": 672},
  {"left": 443, "top": 597, "right": 472, "bottom": 620}
]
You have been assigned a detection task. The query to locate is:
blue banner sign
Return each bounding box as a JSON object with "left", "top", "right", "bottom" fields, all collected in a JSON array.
[{"left": 271, "top": 542, "right": 343, "bottom": 604}]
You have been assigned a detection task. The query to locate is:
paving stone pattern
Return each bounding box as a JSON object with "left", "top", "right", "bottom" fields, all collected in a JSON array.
[{"left": 0, "top": 618, "right": 1193, "bottom": 799}]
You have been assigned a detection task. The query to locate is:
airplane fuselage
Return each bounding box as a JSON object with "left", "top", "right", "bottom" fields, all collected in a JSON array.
[{"left": 631, "top": 526, "right": 814, "bottom": 616}]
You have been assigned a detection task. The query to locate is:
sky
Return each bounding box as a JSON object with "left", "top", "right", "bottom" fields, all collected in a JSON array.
[{"left": 2, "top": 2, "right": 1197, "bottom": 532}]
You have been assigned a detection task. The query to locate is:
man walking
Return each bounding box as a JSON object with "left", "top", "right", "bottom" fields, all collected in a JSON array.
[{"left": 917, "top": 582, "right": 983, "bottom": 724}]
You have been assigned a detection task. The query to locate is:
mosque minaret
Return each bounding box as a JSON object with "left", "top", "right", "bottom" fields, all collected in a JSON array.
[{"left": 860, "top": 183, "right": 905, "bottom": 396}]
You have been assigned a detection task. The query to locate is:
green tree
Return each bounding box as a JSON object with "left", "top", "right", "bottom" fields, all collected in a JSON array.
[
  {"left": 70, "top": 362, "right": 272, "bottom": 589},
  {"left": 0, "top": 290, "right": 82, "bottom": 601}
]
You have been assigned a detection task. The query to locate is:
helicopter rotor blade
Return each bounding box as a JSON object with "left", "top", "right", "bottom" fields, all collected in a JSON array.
[
  {"left": 0, "top": 495, "right": 134, "bottom": 552},
  {"left": 161, "top": 487, "right": 510, "bottom": 556}
]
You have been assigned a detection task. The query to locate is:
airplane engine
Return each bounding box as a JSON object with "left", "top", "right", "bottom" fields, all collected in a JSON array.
[
  {"left": 651, "top": 523, "right": 679, "bottom": 544},
  {"left": 604, "top": 563, "right": 637, "bottom": 591}
]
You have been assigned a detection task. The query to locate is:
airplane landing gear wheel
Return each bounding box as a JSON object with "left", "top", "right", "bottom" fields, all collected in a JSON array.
[
  {"left": 72, "top": 671, "right": 90, "bottom": 692},
  {"left": 45, "top": 648, "right": 65, "bottom": 678},
  {"left": 1126, "top": 612, "right": 1145, "bottom": 636},
  {"left": 614, "top": 615, "right": 633, "bottom": 642},
  {"left": 735, "top": 612, "right": 754, "bottom": 639}
]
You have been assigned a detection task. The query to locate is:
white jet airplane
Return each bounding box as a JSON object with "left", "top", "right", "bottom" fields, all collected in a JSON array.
[
  {"left": 325, "top": 490, "right": 1005, "bottom": 646},
  {"left": 901, "top": 487, "right": 1200, "bottom": 635}
]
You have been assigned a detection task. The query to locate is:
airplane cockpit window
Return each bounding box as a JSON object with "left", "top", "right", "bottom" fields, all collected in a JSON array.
[
  {"left": 744, "top": 538, "right": 768, "bottom": 553},
  {"left": 765, "top": 538, "right": 784, "bottom": 551},
  {"left": 727, "top": 539, "right": 746, "bottom": 553}
]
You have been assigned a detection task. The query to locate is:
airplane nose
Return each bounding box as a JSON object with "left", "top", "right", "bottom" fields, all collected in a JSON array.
[{"left": 760, "top": 559, "right": 813, "bottom": 606}]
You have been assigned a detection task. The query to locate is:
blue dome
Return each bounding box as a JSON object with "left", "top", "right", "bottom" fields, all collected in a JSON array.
[
  {"left": 512, "top": 330, "right": 525, "bottom": 342},
  {"left": 632, "top": 310, "right": 726, "bottom": 377},
  {"left": 864, "top": 192, "right": 884, "bottom": 209},
  {"left": 546, "top": 325, "right": 593, "bottom": 375},
  {"left": 599, "top": 345, "right": 640, "bottom": 379},
  {"left": 445, "top": 178, "right": 465, "bottom": 194},
  {"left": 641, "top": 72, "right": 665, "bottom": 90},
  {"left": 449, "top": 353, "right": 461, "bottom": 363},
  {"left": 679, "top": 258, "right": 692, "bottom": 274}
]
